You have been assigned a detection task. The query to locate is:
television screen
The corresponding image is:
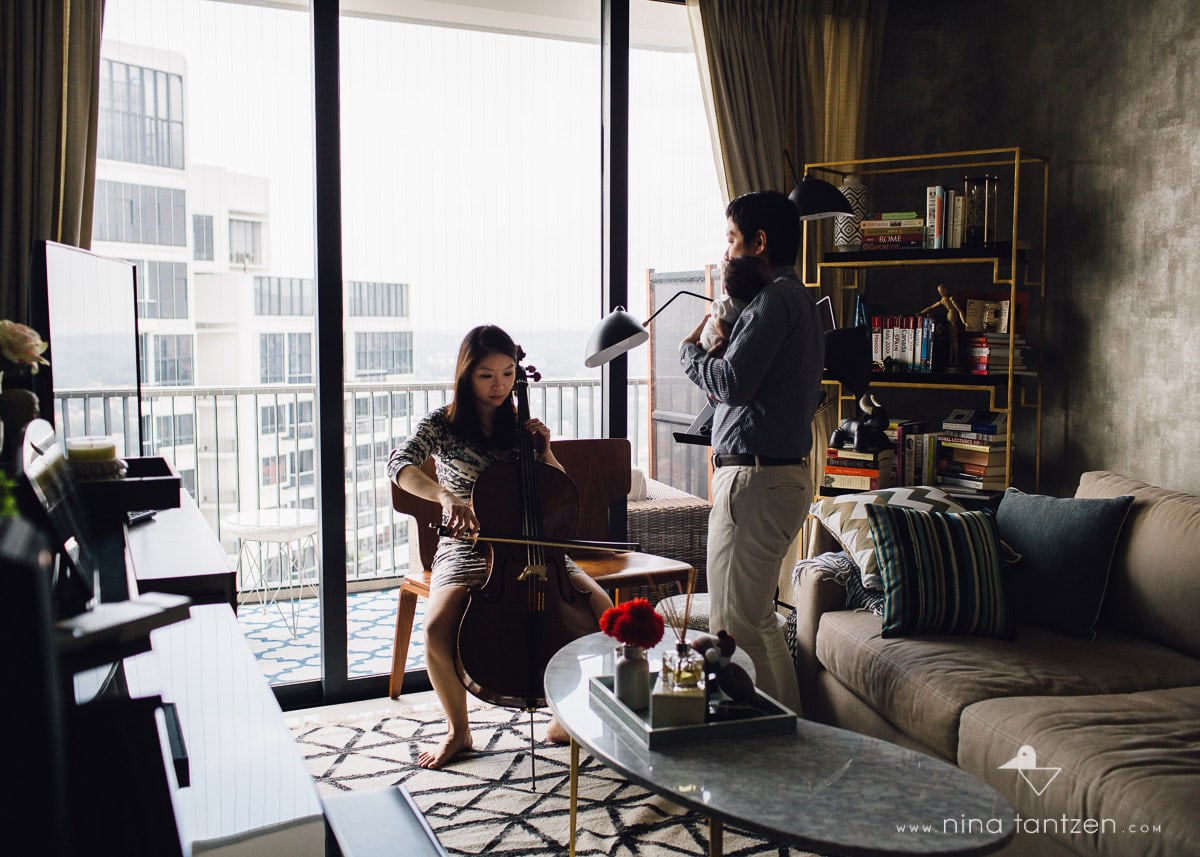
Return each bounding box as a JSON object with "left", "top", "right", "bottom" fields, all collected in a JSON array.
[{"left": 28, "top": 240, "right": 142, "bottom": 456}]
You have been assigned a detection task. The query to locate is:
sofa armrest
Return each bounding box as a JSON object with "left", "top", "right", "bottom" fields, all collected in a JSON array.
[{"left": 793, "top": 559, "right": 848, "bottom": 715}]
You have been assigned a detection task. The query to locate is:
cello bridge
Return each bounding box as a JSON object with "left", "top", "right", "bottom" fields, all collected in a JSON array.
[{"left": 518, "top": 563, "right": 547, "bottom": 582}]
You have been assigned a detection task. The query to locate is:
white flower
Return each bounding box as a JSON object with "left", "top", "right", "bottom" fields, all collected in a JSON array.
[{"left": 0, "top": 320, "right": 50, "bottom": 373}]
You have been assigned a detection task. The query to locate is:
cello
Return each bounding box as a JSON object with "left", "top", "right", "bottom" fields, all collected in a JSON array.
[{"left": 455, "top": 349, "right": 599, "bottom": 711}]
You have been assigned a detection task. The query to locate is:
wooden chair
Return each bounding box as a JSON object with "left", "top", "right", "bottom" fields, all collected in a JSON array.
[{"left": 387, "top": 437, "right": 695, "bottom": 698}]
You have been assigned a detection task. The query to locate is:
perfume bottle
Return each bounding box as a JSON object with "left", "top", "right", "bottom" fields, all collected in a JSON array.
[{"left": 662, "top": 641, "right": 706, "bottom": 692}]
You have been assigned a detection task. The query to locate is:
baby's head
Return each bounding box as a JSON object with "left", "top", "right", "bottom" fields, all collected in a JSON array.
[{"left": 721, "top": 255, "right": 772, "bottom": 303}]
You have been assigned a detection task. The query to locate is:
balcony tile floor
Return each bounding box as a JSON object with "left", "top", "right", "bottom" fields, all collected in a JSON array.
[{"left": 237, "top": 588, "right": 426, "bottom": 686}]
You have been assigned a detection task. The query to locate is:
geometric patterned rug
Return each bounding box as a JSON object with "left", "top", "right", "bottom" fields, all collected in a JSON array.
[{"left": 292, "top": 702, "right": 821, "bottom": 856}]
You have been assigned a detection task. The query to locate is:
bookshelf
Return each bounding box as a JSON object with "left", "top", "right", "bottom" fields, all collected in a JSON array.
[{"left": 803, "top": 147, "right": 1048, "bottom": 494}]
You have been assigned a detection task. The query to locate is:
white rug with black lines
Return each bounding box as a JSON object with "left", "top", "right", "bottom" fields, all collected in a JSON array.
[{"left": 292, "top": 701, "right": 822, "bottom": 856}]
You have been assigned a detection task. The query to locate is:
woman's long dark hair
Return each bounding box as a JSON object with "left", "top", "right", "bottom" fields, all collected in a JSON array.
[{"left": 446, "top": 324, "right": 519, "bottom": 449}]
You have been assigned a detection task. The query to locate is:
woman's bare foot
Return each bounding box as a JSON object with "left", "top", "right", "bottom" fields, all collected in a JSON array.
[
  {"left": 546, "top": 716, "right": 570, "bottom": 745},
  {"left": 417, "top": 731, "right": 473, "bottom": 769}
]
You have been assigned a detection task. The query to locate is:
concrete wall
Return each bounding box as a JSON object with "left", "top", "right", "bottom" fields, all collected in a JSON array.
[{"left": 870, "top": 0, "right": 1200, "bottom": 496}]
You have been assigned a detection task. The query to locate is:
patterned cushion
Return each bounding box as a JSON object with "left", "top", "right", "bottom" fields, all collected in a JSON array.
[
  {"left": 866, "top": 505, "right": 1013, "bottom": 639},
  {"left": 809, "top": 486, "right": 967, "bottom": 590}
]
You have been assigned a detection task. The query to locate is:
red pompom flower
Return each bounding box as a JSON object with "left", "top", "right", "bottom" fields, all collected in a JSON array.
[{"left": 598, "top": 598, "right": 665, "bottom": 649}]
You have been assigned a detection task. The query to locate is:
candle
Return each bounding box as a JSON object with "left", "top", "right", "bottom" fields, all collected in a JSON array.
[{"left": 65, "top": 436, "right": 118, "bottom": 462}]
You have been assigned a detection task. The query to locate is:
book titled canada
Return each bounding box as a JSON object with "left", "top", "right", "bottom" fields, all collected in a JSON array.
[{"left": 941, "top": 408, "right": 1007, "bottom": 434}]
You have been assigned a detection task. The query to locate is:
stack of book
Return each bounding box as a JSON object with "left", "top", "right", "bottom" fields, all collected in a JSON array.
[
  {"left": 860, "top": 211, "right": 924, "bottom": 250},
  {"left": 824, "top": 444, "right": 897, "bottom": 491},
  {"left": 961, "top": 332, "right": 1034, "bottom": 376},
  {"left": 934, "top": 409, "right": 1009, "bottom": 494},
  {"left": 885, "top": 418, "right": 938, "bottom": 486}
]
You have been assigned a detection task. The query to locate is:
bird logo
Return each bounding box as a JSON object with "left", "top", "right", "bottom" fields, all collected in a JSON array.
[{"left": 999, "top": 745, "right": 1062, "bottom": 796}]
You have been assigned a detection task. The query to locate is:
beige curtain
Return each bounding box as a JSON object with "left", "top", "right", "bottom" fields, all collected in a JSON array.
[{"left": 0, "top": 0, "right": 104, "bottom": 322}]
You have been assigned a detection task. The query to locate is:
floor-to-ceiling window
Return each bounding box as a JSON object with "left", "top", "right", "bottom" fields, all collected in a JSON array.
[
  {"left": 96, "top": 0, "right": 322, "bottom": 688},
  {"left": 91, "top": 0, "right": 720, "bottom": 705}
]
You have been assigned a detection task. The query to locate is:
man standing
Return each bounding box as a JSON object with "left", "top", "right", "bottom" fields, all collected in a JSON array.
[{"left": 679, "top": 190, "right": 824, "bottom": 715}]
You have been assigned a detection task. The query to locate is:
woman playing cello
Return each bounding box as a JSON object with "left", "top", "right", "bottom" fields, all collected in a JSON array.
[{"left": 386, "top": 324, "right": 613, "bottom": 769}]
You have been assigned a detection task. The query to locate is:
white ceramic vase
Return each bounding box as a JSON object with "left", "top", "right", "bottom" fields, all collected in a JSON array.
[{"left": 613, "top": 645, "right": 650, "bottom": 711}]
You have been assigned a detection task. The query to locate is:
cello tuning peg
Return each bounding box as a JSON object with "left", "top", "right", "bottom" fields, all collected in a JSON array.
[{"left": 526, "top": 365, "right": 541, "bottom": 381}]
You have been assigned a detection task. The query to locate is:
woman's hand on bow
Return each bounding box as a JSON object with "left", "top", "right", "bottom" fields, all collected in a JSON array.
[{"left": 440, "top": 495, "right": 480, "bottom": 538}]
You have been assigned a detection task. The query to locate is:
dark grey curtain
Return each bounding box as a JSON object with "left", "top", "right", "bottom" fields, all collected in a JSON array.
[{"left": 0, "top": 0, "right": 104, "bottom": 322}]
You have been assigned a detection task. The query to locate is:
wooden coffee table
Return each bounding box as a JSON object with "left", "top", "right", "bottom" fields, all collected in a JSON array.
[{"left": 545, "top": 632, "right": 1015, "bottom": 857}]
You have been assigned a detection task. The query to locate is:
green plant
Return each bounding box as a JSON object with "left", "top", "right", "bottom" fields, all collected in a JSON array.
[{"left": 0, "top": 472, "right": 19, "bottom": 518}]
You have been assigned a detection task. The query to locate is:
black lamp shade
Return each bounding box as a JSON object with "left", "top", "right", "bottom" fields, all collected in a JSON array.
[
  {"left": 584, "top": 308, "right": 649, "bottom": 368},
  {"left": 789, "top": 174, "right": 854, "bottom": 221}
]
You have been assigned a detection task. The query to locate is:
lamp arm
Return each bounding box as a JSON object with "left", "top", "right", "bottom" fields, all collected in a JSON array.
[{"left": 642, "top": 290, "right": 712, "bottom": 326}]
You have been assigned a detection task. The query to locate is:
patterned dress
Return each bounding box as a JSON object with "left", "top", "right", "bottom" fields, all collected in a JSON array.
[{"left": 386, "top": 406, "right": 585, "bottom": 589}]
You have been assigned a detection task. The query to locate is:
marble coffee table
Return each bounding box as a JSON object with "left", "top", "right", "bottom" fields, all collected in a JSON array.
[{"left": 545, "top": 632, "right": 1015, "bottom": 857}]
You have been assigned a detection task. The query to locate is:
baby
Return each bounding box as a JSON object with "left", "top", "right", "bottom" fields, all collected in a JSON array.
[{"left": 699, "top": 255, "right": 772, "bottom": 352}]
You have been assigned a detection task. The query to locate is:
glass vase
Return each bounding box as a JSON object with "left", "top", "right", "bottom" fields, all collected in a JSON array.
[
  {"left": 613, "top": 645, "right": 650, "bottom": 711},
  {"left": 661, "top": 642, "right": 706, "bottom": 693}
]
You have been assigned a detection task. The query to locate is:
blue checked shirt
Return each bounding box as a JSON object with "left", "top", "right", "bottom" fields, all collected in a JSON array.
[{"left": 679, "top": 270, "right": 824, "bottom": 458}]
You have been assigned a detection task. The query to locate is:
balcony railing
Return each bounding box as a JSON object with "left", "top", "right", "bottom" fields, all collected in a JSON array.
[{"left": 52, "top": 378, "right": 649, "bottom": 592}]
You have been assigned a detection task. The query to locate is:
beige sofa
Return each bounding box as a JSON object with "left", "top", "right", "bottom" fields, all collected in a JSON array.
[{"left": 793, "top": 471, "right": 1200, "bottom": 857}]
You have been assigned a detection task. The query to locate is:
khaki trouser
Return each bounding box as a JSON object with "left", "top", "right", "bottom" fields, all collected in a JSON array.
[{"left": 707, "top": 461, "right": 810, "bottom": 715}]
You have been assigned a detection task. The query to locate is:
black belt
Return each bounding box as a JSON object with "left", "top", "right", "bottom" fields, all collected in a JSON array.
[{"left": 712, "top": 454, "right": 808, "bottom": 468}]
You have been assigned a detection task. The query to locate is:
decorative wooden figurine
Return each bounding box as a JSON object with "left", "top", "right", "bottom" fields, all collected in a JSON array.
[{"left": 919, "top": 283, "right": 967, "bottom": 368}]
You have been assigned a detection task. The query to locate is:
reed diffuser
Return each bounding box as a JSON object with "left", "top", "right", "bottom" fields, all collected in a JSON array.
[{"left": 658, "top": 568, "right": 705, "bottom": 692}]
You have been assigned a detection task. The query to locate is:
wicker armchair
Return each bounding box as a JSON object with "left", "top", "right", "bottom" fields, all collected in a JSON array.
[{"left": 627, "top": 477, "right": 711, "bottom": 596}]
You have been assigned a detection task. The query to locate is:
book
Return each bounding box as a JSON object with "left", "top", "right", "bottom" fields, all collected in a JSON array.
[
  {"left": 826, "top": 458, "right": 880, "bottom": 471},
  {"left": 963, "top": 346, "right": 1019, "bottom": 357},
  {"left": 824, "top": 464, "right": 887, "bottom": 478},
  {"left": 942, "top": 445, "right": 1007, "bottom": 467},
  {"left": 861, "top": 234, "right": 924, "bottom": 246},
  {"left": 941, "top": 408, "right": 1007, "bottom": 434},
  {"left": 937, "top": 459, "right": 1007, "bottom": 477},
  {"left": 916, "top": 432, "right": 939, "bottom": 484},
  {"left": 860, "top": 219, "right": 925, "bottom": 230},
  {"left": 943, "top": 189, "right": 958, "bottom": 248},
  {"left": 931, "top": 434, "right": 1008, "bottom": 453},
  {"left": 949, "top": 192, "right": 965, "bottom": 249},
  {"left": 939, "top": 427, "right": 1009, "bottom": 443},
  {"left": 937, "top": 484, "right": 1005, "bottom": 501},
  {"left": 865, "top": 210, "right": 920, "bottom": 220},
  {"left": 824, "top": 472, "right": 893, "bottom": 490},
  {"left": 936, "top": 473, "right": 1007, "bottom": 491},
  {"left": 862, "top": 240, "right": 925, "bottom": 251},
  {"left": 860, "top": 229, "right": 925, "bottom": 239},
  {"left": 961, "top": 291, "right": 1031, "bottom": 336},
  {"left": 925, "top": 185, "right": 944, "bottom": 249},
  {"left": 827, "top": 446, "right": 895, "bottom": 462}
]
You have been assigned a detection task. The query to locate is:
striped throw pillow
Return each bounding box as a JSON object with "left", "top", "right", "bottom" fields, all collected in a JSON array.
[{"left": 865, "top": 504, "right": 1013, "bottom": 639}]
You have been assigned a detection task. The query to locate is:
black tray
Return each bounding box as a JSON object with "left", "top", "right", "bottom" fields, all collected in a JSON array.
[{"left": 79, "top": 456, "right": 181, "bottom": 514}]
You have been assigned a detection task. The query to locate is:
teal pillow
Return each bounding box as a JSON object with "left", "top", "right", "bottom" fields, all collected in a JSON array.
[
  {"left": 866, "top": 505, "right": 1013, "bottom": 639},
  {"left": 995, "top": 488, "right": 1134, "bottom": 639}
]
